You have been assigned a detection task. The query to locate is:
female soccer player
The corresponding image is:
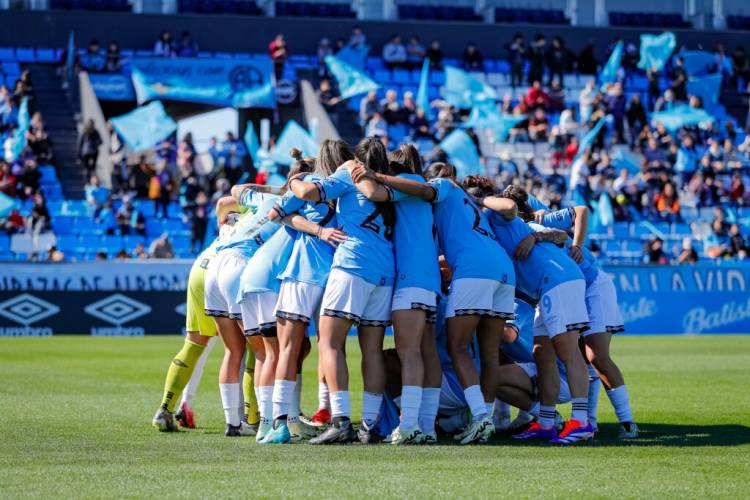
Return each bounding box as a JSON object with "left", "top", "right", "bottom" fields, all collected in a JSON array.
[
  {"left": 359, "top": 162, "right": 516, "bottom": 444},
  {"left": 515, "top": 196, "right": 638, "bottom": 439},
  {"left": 290, "top": 137, "right": 396, "bottom": 445},
  {"left": 468, "top": 178, "right": 594, "bottom": 444},
  {"left": 350, "top": 144, "right": 443, "bottom": 445}
]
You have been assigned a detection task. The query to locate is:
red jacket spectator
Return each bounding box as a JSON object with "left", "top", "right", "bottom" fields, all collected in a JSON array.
[{"left": 524, "top": 81, "right": 549, "bottom": 109}]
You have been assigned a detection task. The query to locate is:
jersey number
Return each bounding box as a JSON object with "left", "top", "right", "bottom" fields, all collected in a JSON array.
[
  {"left": 463, "top": 198, "right": 493, "bottom": 239},
  {"left": 360, "top": 207, "right": 392, "bottom": 240}
]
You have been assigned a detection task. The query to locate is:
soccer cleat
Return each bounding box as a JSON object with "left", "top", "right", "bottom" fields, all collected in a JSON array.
[
  {"left": 259, "top": 420, "right": 291, "bottom": 444},
  {"left": 550, "top": 419, "right": 595, "bottom": 444},
  {"left": 420, "top": 430, "right": 438, "bottom": 444},
  {"left": 618, "top": 422, "right": 639, "bottom": 439},
  {"left": 384, "top": 426, "right": 423, "bottom": 445},
  {"left": 493, "top": 415, "right": 512, "bottom": 431},
  {"left": 308, "top": 419, "right": 357, "bottom": 445},
  {"left": 287, "top": 417, "right": 319, "bottom": 441},
  {"left": 512, "top": 422, "right": 557, "bottom": 440},
  {"left": 554, "top": 411, "right": 565, "bottom": 432},
  {"left": 357, "top": 420, "right": 383, "bottom": 444},
  {"left": 454, "top": 416, "right": 494, "bottom": 445},
  {"left": 225, "top": 421, "right": 258, "bottom": 437},
  {"left": 242, "top": 419, "right": 259, "bottom": 435},
  {"left": 255, "top": 420, "right": 272, "bottom": 443},
  {"left": 509, "top": 411, "right": 534, "bottom": 431},
  {"left": 175, "top": 402, "right": 196, "bottom": 429},
  {"left": 152, "top": 406, "right": 179, "bottom": 432},
  {"left": 303, "top": 408, "right": 332, "bottom": 428}
]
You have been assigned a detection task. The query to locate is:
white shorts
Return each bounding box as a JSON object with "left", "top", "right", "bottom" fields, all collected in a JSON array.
[
  {"left": 584, "top": 272, "right": 625, "bottom": 336},
  {"left": 533, "top": 279, "right": 589, "bottom": 338},
  {"left": 391, "top": 287, "right": 438, "bottom": 323},
  {"left": 518, "top": 362, "right": 571, "bottom": 404},
  {"left": 204, "top": 249, "right": 246, "bottom": 320},
  {"left": 445, "top": 278, "right": 514, "bottom": 319},
  {"left": 321, "top": 268, "right": 393, "bottom": 326},
  {"left": 240, "top": 291, "right": 279, "bottom": 336},
  {"left": 275, "top": 279, "right": 324, "bottom": 324}
]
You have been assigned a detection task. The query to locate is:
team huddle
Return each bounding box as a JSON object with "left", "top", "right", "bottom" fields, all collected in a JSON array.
[{"left": 152, "top": 137, "right": 638, "bottom": 445}]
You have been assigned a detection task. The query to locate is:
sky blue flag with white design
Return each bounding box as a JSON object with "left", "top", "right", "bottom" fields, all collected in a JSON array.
[
  {"left": 599, "top": 41, "right": 623, "bottom": 86},
  {"left": 270, "top": 120, "right": 318, "bottom": 166},
  {"left": 597, "top": 193, "right": 615, "bottom": 227},
  {"left": 66, "top": 31, "right": 75, "bottom": 69},
  {"left": 651, "top": 104, "right": 714, "bottom": 132},
  {"left": 687, "top": 73, "right": 722, "bottom": 114},
  {"left": 324, "top": 54, "right": 378, "bottom": 100},
  {"left": 110, "top": 101, "right": 177, "bottom": 151},
  {"left": 438, "top": 129, "right": 483, "bottom": 179},
  {"left": 637, "top": 32, "right": 676, "bottom": 71},
  {"left": 10, "top": 97, "right": 30, "bottom": 160},
  {"left": 575, "top": 116, "right": 607, "bottom": 159},
  {"left": 416, "top": 59, "right": 433, "bottom": 120},
  {"left": 460, "top": 100, "right": 525, "bottom": 141},
  {"left": 680, "top": 50, "right": 716, "bottom": 76},
  {"left": 0, "top": 192, "right": 18, "bottom": 217},
  {"left": 335, "top": 45, "right": 369, "bottom": 71},
  {"left": 443, "top": 66, "right": 497, "bottom": 109},
  {"left": 244, "top": 120, "right": 260, "bottom": 164}
]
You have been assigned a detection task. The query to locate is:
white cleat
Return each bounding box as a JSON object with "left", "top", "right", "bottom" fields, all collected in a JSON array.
[
  {"left": 255, "top": 420, "right": 272, "bottom": 443},
  {"left": 454, "top": 416, "right": 494, "bottom": 445},
  {"left": 288, "top": 416, "right": 319, "bottom": 441},
  {"left": 384, "top": 426, "right": 423, "bottom": 445}
]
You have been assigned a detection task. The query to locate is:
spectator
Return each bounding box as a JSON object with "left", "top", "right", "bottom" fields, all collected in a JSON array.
[
  {"left": 577, "top": 42, "right": 598, "bottom": 75},
  {"left": 604, "top": 83, "right": 627, "bottom": 143},
  {"left": 643, "top": 137, "right": 667, "bottom": 165},
  {"left": 78, "top": 119, "right": 102, "bottom": 179},
  {"left": 406, "top": 36, "right": 425, "bottom": 69},
  {"left": 317, "top": 38, "right": 333, "bottom": 77},
  {"left": 149, "top": 159, "right": 173, "bottom": 219},
  {"left": 643, "top": 237, "right": 668, "bottom": 264},
  {"left": 27, "top": 192, "right": 49, "bottom": 236},
  {"left": 79, "top": 40, "right": 105, "bottom": 73},
  {"left": 116, "top": 197, "right": 145, "bottom": 236},
  {"left": 115, "top": 249, "right": 130, "bottom": 260},
  {"left": 133, "top": 242, "right": 149, "bottom": 259},
  {"left": 190, "top": 190, "right": 209, "bottom": 253},
  {"left": 676, "top": 237, "right": 699, "bottom": 264},
  {"left": 705, "top": 218, "right": 729, "bottom": 258},
  {"left": 570, "top": 151, "right": 591, "bottom": 201},
  {"left": 558, "top": 106, "right": 578, "bottom": 136},
  {"left": 528, "top": 108, "right": 549, "bottom": 142},
  {"left": 3, "top": 209, "right": 24, "bottom": 234},
  {"left": 0, "top": 160, "right": 16, "bottom": 197},
  {"left": 670, "top": 57, "right": 688, "bottom": 102},
  {"left": 176, "top": 133, "right": 196, "bottom": 173},
  {"left": 365, "top": 112, "right": 389, "bottom": 139},
  {"left": 506, "top": 33, "right": 526, "bottom": 88},
  {"left": 359, "top": 90, "right": 380, "bottom": 128},
  {"left": 462, "top": 42, "right": 483, "bottom": 71},
  {"left": 317, "top": 79, "right": 342, "bottom": 125},
  {"left": 646, "top": 69, "right": 661, "bottom": 110},
  {"left": 675, "top": 135, "right": 699, "bottom": 186},
  {"left": 46, "top": 244, "right": 65, "bottom": 263},
  {"left": 96, "top": 198, "right": 117, "bottom": 235},
  {"left": 527, "top": 34, "right": 547, "bottom": 84},
  {"left": 177, "top": 31, "right": 198, "bottom": 57},
  {"left": 579, "top": 79, "right": 596, "bottom": 123},
  {"left": 84, "top": 175, "right": 110, "bottom": 215},
  {"left": 654, "top": 182, "right": 680, "bottom": 222},
  {"left": 220, "top": 132, "right": 247, "bottom": 185},
  {"left": 153, "top": 31, "right": 176, "bottom": 57},
  {"left": 269, "top": 34, "right": 289, "bottom": 80},
  {"left": 382, "top": 35, "right": 407, "bottom": 70},
  {"left": 380, "top": 89, "right": 403, "bottom": 125},
  {"left": 402, "top": 91, "right": 417, "bottom": 122},
  {"left": 626, "top": 94, "right": 647, "bottom": 140},
  {"left": 408, "top": 108, "right": 433, "bottom": 140},
  {"left": 425, "top": 40, "right": 443, "bottom": 69},
  {"left": 105, "top": 42, "right": 121, "bottom": 73},
  {"left": 728, "top": 224, "right": 748, "bottom": 259},
  {"left": 26, "top": 123, "right": 52, "bottom": 164},
  {"left": 95, "top": 251, "right": 107, "bottom": 261},
  {"left": 149, "top": 233, "right": 175, "bottom": 259},
  {"left": 524, "top": 81, "right": 549, "bottom": 110},
  {"left": 349, "top": 26, "right": 366, "bottom": 48},
  {"left": 546, "top": 37, "right": 570, "bottom": 86},
  {"left": 547, "top": 80, "right": 565, "bottom": 114}
]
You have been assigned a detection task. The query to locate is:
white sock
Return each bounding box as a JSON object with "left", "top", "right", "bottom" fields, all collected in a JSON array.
[
  {"left": 219, "top": 383, "right": 240, "bottom": 427},
  {"left": 272, "top": 379, "right": 295, "bottom": 419},
  {"left": 330, "top": 390, "right": 350, "bottom": 418},
  {"left": 400, "top": 385, "right": 422, "bottom": 429},
  {"left": 529, "top": 402, "right": 540, "bottom": 418},
  {"left": 538, "top": 404, "right": 556, "bottom": 429},
  {"left": 259, "top": 385, "right": 274, "bottom": 424},
  {"left": 362, "top": 391, "right": 383, "bottom": 426},
  {"left": 318, "top": 382, "right": 330, "bottom": 411},
  {"left": 290, "top": 375, "right": 302, "bottom": 418},
  {"left": 179, "top": 336, "right": 216, "bottom": 409},
  {"left": 606, "top": 385, "right": 634, "bottom": 423},
  {"left": 587, "top": 365, "right": 601, "bottom": 426},
  {"left": 571, "top": 397, "right": 589, "bottom": 423},
  {"left": 463, "top": 385, "right": 488, "bottom": 420},
  {"left": 419, "top": 387, "right": 440, "bottom": 434},
  {"left": 493, "top": 399, "right": 511, "bottom": 422}
]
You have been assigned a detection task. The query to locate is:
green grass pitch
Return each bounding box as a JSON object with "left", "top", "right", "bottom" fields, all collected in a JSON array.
[{"left": 2, "top": 335, "right": 750, "bottom": 498}]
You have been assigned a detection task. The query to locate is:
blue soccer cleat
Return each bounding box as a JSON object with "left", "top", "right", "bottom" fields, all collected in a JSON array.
[{"left": 259, "top": 420, "right": 291, "bottom": 444}]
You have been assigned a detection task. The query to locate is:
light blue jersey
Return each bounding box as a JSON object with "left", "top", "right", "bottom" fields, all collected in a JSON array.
[
  {"left": 527, "top": 194, "right": 549, "bottom": 212},
  {"left": 429, "top": 178, "right": 514, "bottom": 285},
  {"left": 278, "top": 174, "right": 339, "bottom": 288},
  {"left": 314, "top": 167, "right": 394, "bottom": 286},
  {"left": 216, "top": 190, "right": 281, "bottom": 258},
  {"left": 390, "top": 173, "right": 441, "bottom": 293},
  {"left": 502, "top": 299, "right": 534, "bottom": 363},
  {"left": 537, "top": 209, "right": 601, "bottom": 284},
  {"left": 237, "top": 226, "right": 297, "bottom": 299},
  {"left": 487, "top": 212, "right": 583, "bottom": 300}
]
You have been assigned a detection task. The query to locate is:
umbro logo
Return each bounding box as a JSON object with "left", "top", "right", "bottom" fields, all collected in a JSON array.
[
  {"left": 84, "top": 294, "right": 152, "bottom": 326},
  {"left": 0, "top": 293, "right": 60, "bottom": 326}
]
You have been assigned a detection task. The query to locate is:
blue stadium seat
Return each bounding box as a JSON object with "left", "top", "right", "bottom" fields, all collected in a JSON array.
[
  {"left": 136, "top": 200, "right": 156, "bottom": 218},
  {"left": 52, "top": 216, "right": 74, "bottom": 235},
  {"left": 0, "top": 47, "right": 14, "bottom": 61},
  {"left": 15, "top": 48, "right": 35, "bottom": 62},
  {"left": 0, "top": 251, "right": 14, "bottom": 261},
  {"left": 56, "top": 235, "right": 78, "bottom": 253},
  {"left": 0, "top": 234, "right": 9, "bottom": 251},
  {"left": 146, "top": 219, "right": 165, "bottom": 236}
]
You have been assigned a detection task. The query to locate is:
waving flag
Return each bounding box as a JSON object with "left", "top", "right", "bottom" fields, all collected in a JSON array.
[
  {"left": 111, "top": 101, "right": 177, "bottom": 151},
  {"left": 324, "top": 54, "right": 378, "bottom": 100},
  {"left": 416, "top": 59, "right": 433, "bottom": 120},
  {"left": 443, "top": 66, "right": 497, "bottom": 109},
  {"left": 599, "top": 41, "right": 623, "bottom": 86},
  {"left": 270, "top": 120, "right": 319, "bottom": 166},
  {"left": 637, "top": 32, "right": 676, "bottom": 71},
  {"left": 10, "top": 97, "right": 30, "bottom": 160},
  {"left": 66, "top": 31, "right": 75, "bottom": 69},
  {"left": 651, "top": 104, "right": 714, "bottom": 132},
  {"left": 244, "top": 120, "right": 260, "bottom": 165},
  {"left": 681, "top": 50, "right": 716, "bottom": 76},
  {"left": 438, "top": 129, "right": 483, "bottom": 179},
  {"left": 687, "top": 73, "right": 722, "bottom": 114},
  {"left": 335, "top": 45, "right": 369, "bottom": 71},
  {"left": 575, "top": 116, "right": 607, "bottom": 159}
]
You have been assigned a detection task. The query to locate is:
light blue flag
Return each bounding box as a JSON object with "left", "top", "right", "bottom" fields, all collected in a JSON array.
[
  {"left": 110, "top": 101, "right": 177, "bottom": 151},
  {"left": 324, "top": 55, "right": 378, "bottom": 101},
  {"left": 637, "top": 32, "right": 676, "bottom": 71},
  {"left": 336, "top": 45, "right": 369, "bottom": 71},
  {"left": 244, "top": 121, "right": 260, "bottom": 165},
  {"left": 0, "top": 192, "right": 18, "bottom": 217},
  {"left": 10, "top": 97, "right": 30, "bottom": 160},
  {"left": 575, "top": 116, "right": 607, "bottom": 159},
  {"left": 599, "top": 41, "right": 623, "bottom": 86},
  {"left": 496, "top": 114, "right": 526, "bottom": 142},
  {"left": 66, "top": 31, "right": 75, "bottom": 69},
  {"left": 681, "top": 50, "right": 716, "bottom": 76},
  {"left": 651, "top": 104, "right": 714, "bottom": 132},
  {"left": 270, "top": 120, "right": 319, "bottom": 166},
  {"left": 416, "top": 59, "right": 433, "bottom": 120},
  {"left": 687, "top": 73, "right": 722, "bottom": 114},
  {"left": 462, "top": 99, "right": 501, "bottom": 129},
  {"left": 443, "top": 66, "right": 497, "bottom": 109},
  {"left": 597, "top": 193, "right": 615, "bottom": 227},
  {"left": 612, "top": 147, "right": 643, "bottom": 174},
  {"left": 438, "top": 129, "right": 483, "bottom": 179}
]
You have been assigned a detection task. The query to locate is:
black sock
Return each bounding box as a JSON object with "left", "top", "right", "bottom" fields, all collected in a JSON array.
[{"left": 274, "top": 415, "right": 288, "bottom": 428}]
